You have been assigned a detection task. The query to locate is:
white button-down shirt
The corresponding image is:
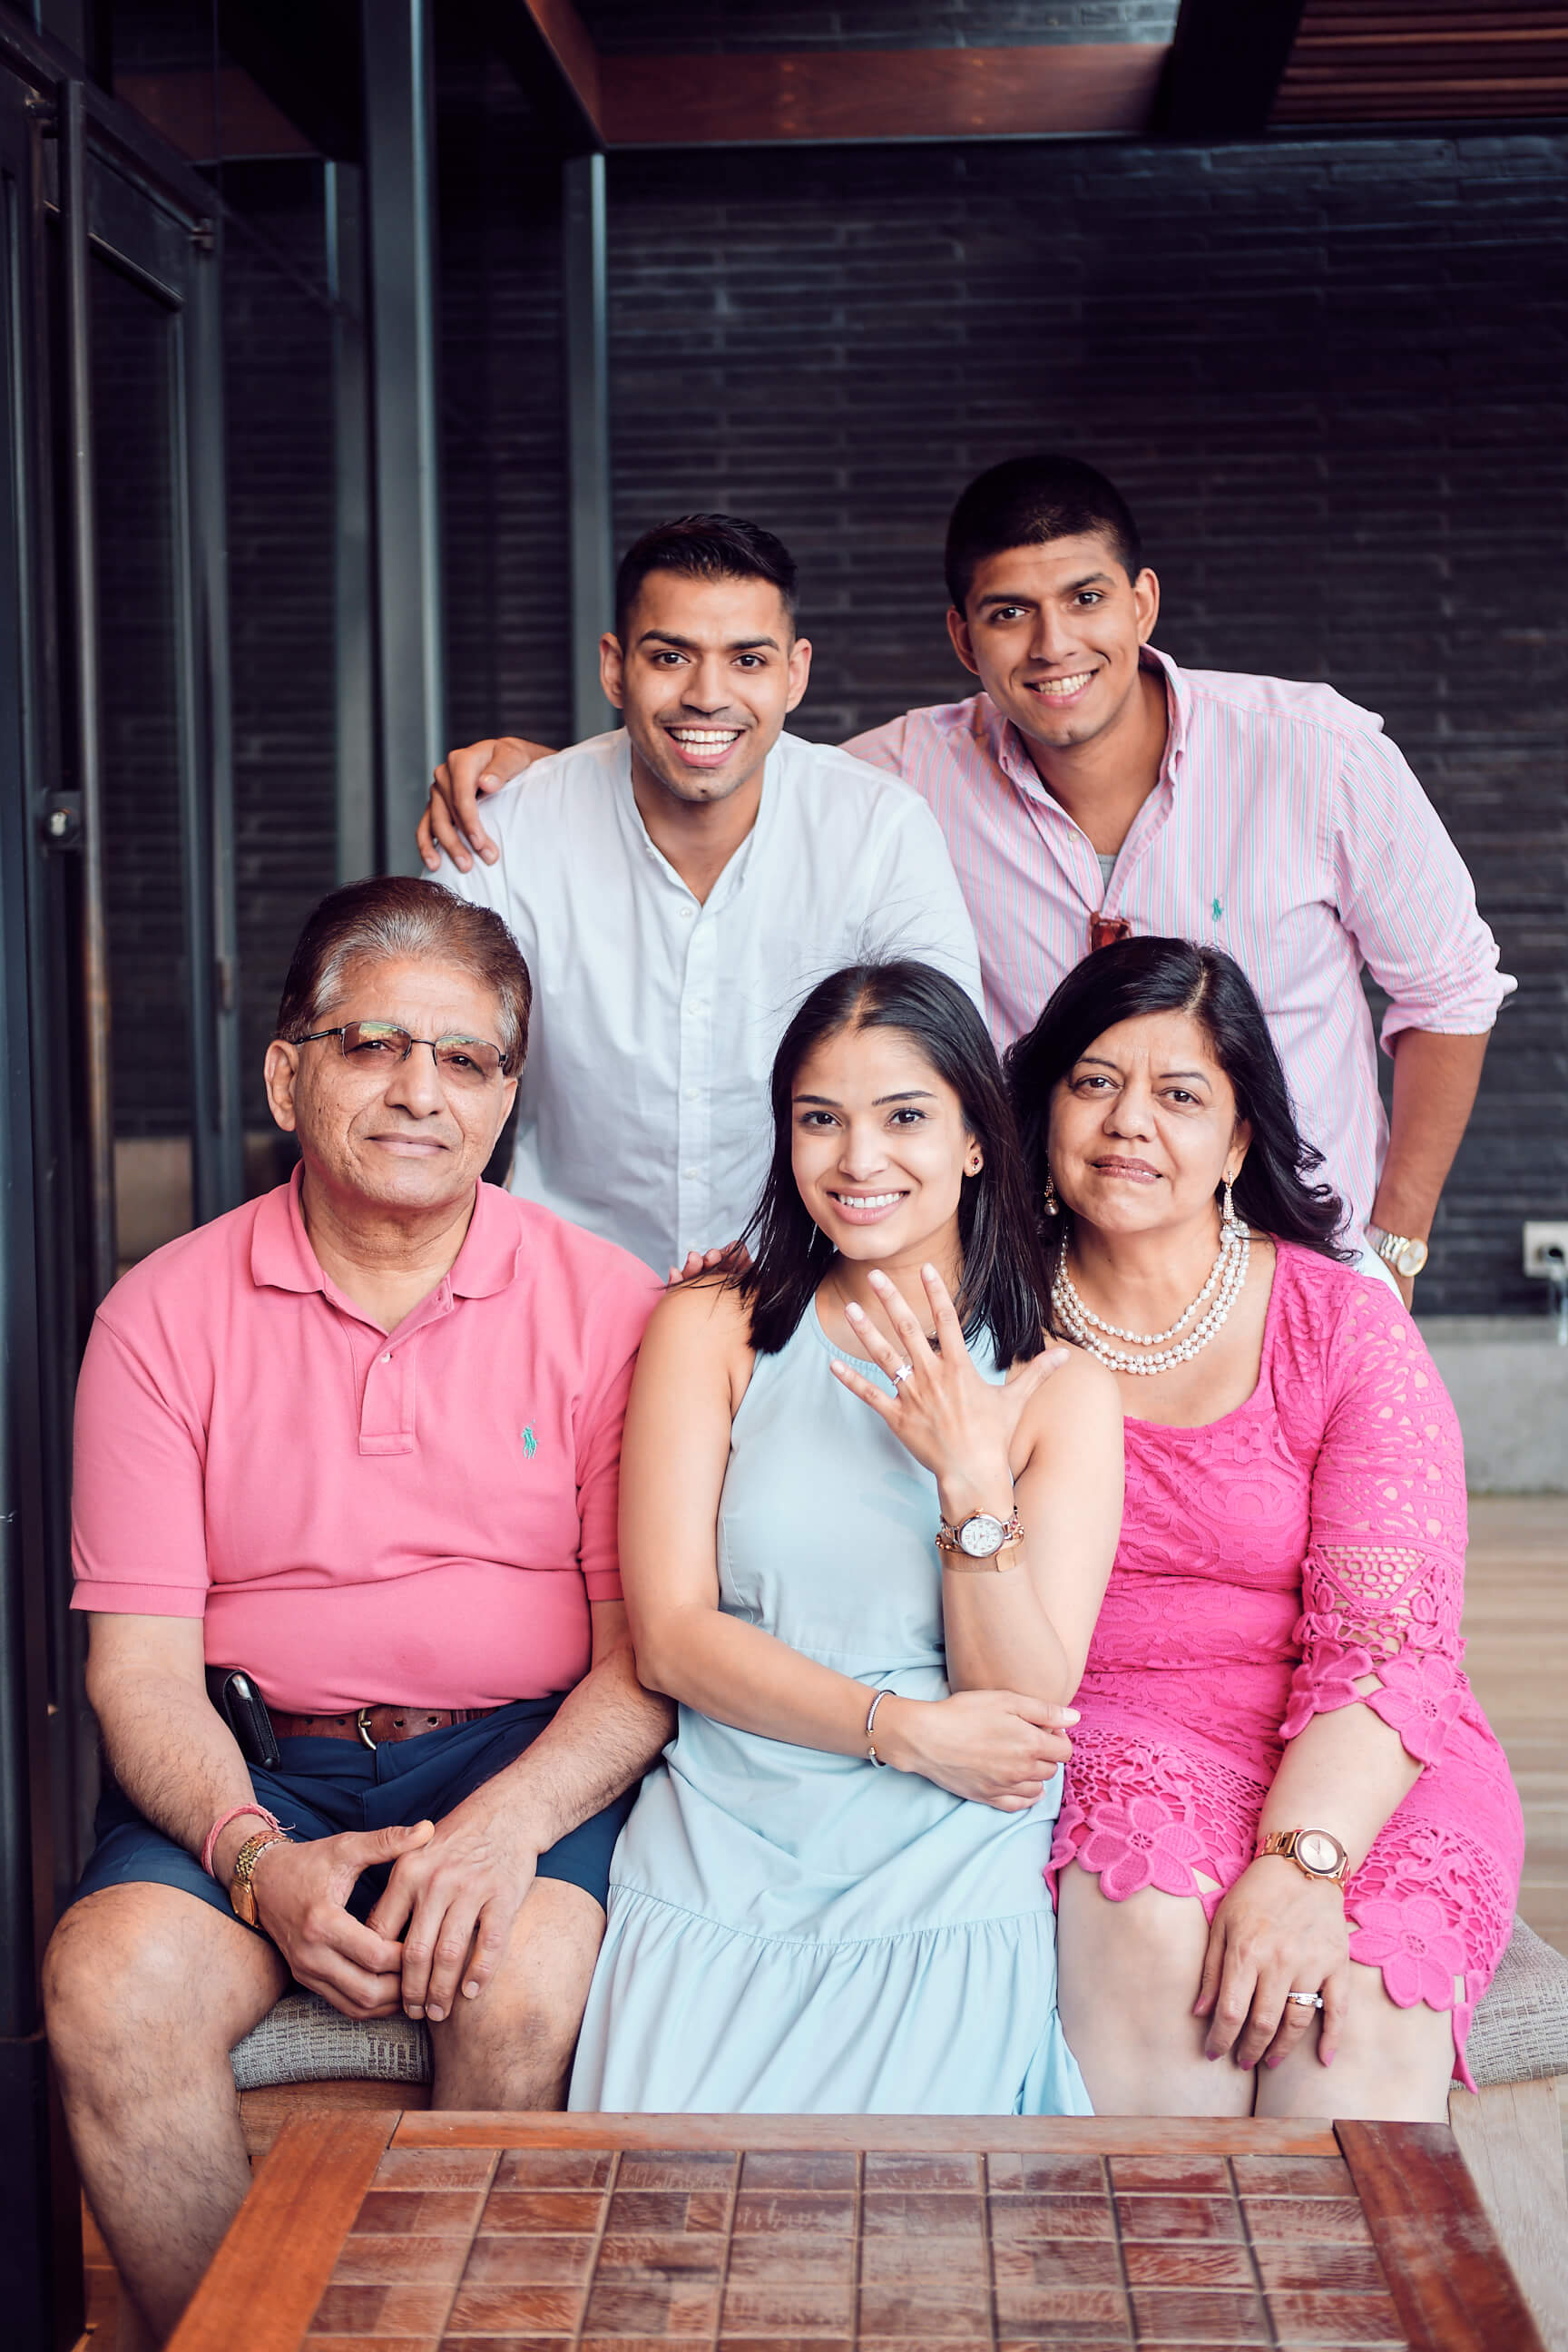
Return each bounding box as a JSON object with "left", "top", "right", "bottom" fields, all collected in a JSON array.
[{"left": 441, "top": 730, "right": 982, "bottom": 1271}]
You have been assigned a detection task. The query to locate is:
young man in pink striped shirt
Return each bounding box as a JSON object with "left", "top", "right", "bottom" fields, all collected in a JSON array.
[{"left": 426, "top": 457, "right": 1512, "bottom": 1303}]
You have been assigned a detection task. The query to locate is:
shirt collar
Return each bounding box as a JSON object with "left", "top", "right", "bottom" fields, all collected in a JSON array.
[
  {"left": 984, "top": 643, "right": 1187, "bottom": 799},
  {"left": 250, "top": 1165, "right": 520, "bottom": 1302},
  {"left": 612, "top": 725, "right": 774, "bottom": 908}
]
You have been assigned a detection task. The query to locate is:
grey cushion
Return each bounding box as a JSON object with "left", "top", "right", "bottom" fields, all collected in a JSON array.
[
  {"left": 229, "top": 1916, "right": 1568, "bottom": 2096},
  {"left": 1465, "top": 1915, "right": 1568, "bottom": 2088},
  {"left": 230, "top": 1990, "right": 431, "bottom": 2092}
]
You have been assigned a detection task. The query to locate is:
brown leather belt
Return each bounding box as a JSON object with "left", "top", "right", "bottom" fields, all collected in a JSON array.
[{"left": 272, "top": 1704, "right": 502, "bottom": 1750}]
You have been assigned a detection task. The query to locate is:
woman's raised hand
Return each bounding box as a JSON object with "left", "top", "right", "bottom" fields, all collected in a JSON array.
[
  {"left": 875, "top": 1689, "right": 1078, "bottom": 1810},
  {"left": 829, "top": 1263, "right": 1067, "bottom": 1508}
]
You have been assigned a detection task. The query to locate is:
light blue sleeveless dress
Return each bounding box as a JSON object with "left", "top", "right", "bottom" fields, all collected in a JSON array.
[{"left": 568, "top": 1298, "right": 1091, "bottom": 2115}]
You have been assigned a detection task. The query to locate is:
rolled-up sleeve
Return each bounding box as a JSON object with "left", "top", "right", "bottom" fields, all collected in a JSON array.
[
  {"left": 71, "top": 1314, "right": 211, "bottom": 1617},
  {"left": 1330, "top": 728, "right": 1515, "bottom": 1048}
]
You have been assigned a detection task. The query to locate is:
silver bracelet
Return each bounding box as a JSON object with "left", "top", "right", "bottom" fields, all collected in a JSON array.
[{"left": 866, "top": 1689, "right": 891, "bottom": 1768}]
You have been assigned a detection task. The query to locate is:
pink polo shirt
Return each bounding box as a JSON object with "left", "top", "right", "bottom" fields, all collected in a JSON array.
[
  {"left": 71, "top": 1174, "right": 662, "bottom": 1713},
  {"left": 846, "top": 649, "right": 1514, "bottom": 1244}
]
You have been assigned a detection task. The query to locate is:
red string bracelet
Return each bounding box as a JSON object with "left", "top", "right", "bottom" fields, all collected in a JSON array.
[{"left": 201, "top": 1803, "right": 283, "bottom": 1878}]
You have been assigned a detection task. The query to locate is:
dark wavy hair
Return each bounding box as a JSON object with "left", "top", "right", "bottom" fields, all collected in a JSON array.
[
  {"left": 735, "top": 962, "right": 1057, "bottom": 1360},
  {"left": 614, "top": 512, "right": 797, "bottom": 644},
  {"left": 1004, "top": 937, "right": 1351, "bottom": 1259}
]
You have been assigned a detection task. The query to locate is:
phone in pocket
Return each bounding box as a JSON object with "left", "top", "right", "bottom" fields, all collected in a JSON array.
[{"left": 204, "top": 1666, "right": 282, "bottom": 1770}]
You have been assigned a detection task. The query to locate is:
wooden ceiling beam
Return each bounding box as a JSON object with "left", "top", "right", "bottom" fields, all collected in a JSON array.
[
  {"left": 597, "top": 44, "right": 1169, "bottom": 147},
  {"left": 502, "top": 0, "right": 1568, "bottom": 152}
]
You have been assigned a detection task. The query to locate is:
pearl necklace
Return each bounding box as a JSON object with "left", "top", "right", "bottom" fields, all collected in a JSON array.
[{"left": 1053, "top": 1221, "right": 1250, "bottom": 1376}]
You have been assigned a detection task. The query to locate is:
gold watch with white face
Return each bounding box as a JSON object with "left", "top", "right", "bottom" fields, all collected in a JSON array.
[
  {"left": 1368, "top": 1226, "right": 1428, "bottom": 1280},
  {"left": 1257, "top": 1828, "right": 1350, "bottom": 1886}
]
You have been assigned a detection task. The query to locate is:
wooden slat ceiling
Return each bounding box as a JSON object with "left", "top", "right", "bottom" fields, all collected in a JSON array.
[
  {"left": 1274, "top": 1, "right": 1568, "bottom": 125},
  {"left": 515, "top": 0, "right": 1568, "bottom": 142}
]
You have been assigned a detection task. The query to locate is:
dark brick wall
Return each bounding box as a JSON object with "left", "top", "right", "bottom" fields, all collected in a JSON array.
[
  {"left": 219, "top": 162, "right": 338, "bottom": 1132},
  {"left": 438, "top": 54, "right": 573, "bottom": 756},
  {"left": 590, "top": 132, "right": 1567, "bottom": 1316}
]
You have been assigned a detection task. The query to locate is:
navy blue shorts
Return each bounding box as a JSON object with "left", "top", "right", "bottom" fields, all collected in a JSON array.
[{"left": 72, "top": 1696, "right": 635, "bottom": 1924}]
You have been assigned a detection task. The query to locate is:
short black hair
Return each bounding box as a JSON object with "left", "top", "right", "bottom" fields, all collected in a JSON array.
[
  {"left": 613, "top": 512, "right": 798, "bottom": 645},
  {"left": 1004, "top": 936, "right": 1352, "bottom": 1262},
  {"left": 734, "top": 960, "right": 1057, "bottom": 1363},
  {"left": 944, "top": 455, "right": 1143, "bottom": 612}
]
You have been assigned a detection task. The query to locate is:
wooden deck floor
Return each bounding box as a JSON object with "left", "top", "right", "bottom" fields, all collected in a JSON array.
[
  {"left": 1462, "top": 1495, "right": 1567, "bottom": 1962},
  {"left": 1459, "top": 1494, "right": 1568, "bottom": 2163}
]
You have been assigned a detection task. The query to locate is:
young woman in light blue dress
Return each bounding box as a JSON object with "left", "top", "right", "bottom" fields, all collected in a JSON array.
[{"left": 569, "top": 962, "right": 1122, "bottom": 2115}]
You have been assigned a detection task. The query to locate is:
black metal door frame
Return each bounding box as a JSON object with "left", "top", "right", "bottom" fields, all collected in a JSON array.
[{"left": 0, "top": 17, "right": 241, "bottom": 2343}]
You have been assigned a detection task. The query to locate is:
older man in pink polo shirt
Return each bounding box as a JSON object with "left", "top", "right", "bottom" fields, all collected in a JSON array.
[
  {"left": 427, "top": 458, "right": 1512, "bottom": 1303},
  {"left": 44, "top": 877, "right": 669, "bottom": 2347}
]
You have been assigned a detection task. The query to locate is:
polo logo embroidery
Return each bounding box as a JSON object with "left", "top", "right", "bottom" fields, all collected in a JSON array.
[
  {"left": 1211, "top": 897, "right": 1223, "bottom": 920},
  {"left": 522, "top": 1424, "right": 538, "bottom": 1458}
]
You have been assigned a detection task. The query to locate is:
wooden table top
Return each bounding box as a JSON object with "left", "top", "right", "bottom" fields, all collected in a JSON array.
[{"left": 166, "top": 2110, "right": 1544, "bottom": 2352}]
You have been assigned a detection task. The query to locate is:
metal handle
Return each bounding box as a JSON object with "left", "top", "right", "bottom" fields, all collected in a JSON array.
[{"left": 60, "top": 82, "right": 115, "bottom": 1302}]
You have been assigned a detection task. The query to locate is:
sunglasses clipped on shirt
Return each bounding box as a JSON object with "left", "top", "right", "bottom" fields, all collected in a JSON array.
[{"left": 298, "top": 1019, "right": 510, "bottom": 1089}]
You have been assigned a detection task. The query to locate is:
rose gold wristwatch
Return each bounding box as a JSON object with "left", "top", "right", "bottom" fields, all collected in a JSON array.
[
  {"left": 936, "top": 1506, "right": 1024, "bottom": 1566},
  {"left": 1256, "top": 1828, "right": 1350, "bottom": 1887},
  {"left": 229, "top": 1828, "right": 291, "bottom": 1926}
]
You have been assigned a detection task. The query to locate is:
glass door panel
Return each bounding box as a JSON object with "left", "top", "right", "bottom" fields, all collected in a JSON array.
[{"left": 89, "top": 253, "right": 195, "bottom": 1270}]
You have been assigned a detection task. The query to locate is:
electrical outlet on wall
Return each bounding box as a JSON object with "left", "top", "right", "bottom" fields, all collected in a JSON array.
[{"left": 1523, "top": 1222, "right": 1568, "bottom": 1278}]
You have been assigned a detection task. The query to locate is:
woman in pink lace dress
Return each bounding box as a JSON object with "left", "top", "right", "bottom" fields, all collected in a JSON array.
[{"left": 1007, "top": 936, "right": 1523, "bottom": 2120}]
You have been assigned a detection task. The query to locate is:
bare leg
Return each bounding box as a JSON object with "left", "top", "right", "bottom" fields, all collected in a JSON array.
[
  {"left": 44, "top": 1884, "right": 286, "bottom": 2346},
  {"left": 428, "top": 1877, "right": 604, "bottom": 2112},
  {"left": 1056, "top": 1865, "right": 1253, "bottom": 2117},
  {"left": 1257, "top": 1959, "right": 1454, "bottom": 2122}
]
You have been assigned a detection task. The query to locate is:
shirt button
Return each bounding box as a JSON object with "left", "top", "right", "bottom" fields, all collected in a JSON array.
[
  {"left": 685, "top": 1087, "right": 701, "bottom": 1102},
  {"left": 380, "top": 1353, "right": 392, "bottom": 1364},
  {"left": 683, "top": 1166, "right": 700, "bottom": 1180},
  {"left": 678, "top": 906, "right": 693, "bottom": 920}
]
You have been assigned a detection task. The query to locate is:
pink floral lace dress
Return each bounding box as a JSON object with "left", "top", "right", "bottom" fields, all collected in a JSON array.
[{"left": 1049, "top": 1244, "right": 1524, "bottom": 2086}]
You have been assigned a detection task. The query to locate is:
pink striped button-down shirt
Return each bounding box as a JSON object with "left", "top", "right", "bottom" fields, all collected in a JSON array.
[{"left": 846, "top": 647, "right": 1514, "bottom": 1242}]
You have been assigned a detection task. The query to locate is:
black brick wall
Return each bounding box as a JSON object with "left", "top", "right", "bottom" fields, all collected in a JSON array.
[
  {"left": 219, "top": 162, "right": 338, "bottom": 1132},
  {"left": 438, "top": 54, "right": 573, "bottom": 756},
  {"left": 581, "top": 132, "right": 1565, "bottom": 1316}
]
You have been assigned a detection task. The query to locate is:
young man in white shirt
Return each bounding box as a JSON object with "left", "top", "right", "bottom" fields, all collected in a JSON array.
[
  {"left": 428, "top": 514, "right": 981, "bottom": 1277},
  {"left": 428, "top": 466, "right": 1510, "bottom": 1303}
]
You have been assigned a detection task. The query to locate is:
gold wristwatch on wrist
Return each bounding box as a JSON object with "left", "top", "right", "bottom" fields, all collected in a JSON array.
[
  {"left": 936, "top": 1505, "right": 1024, "bottom": 1568},
  {"left": 229, "top": 1827, "right": 291, "bottom": 1927},
  {"left": 1256, "top": 1828, "right": 1351, "bottom": 1887},
  {"left": 1367, "top": 1225, "right": 1429, "bottom": 1281}
]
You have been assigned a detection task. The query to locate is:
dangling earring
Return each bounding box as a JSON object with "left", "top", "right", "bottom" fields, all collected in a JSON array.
[
  {"left": 1042, "top": 1172, "right": 1060, "bottom": 1217},
  {"left": 1220, "top": 1174, "right": 1240, "bottom": 1231}
]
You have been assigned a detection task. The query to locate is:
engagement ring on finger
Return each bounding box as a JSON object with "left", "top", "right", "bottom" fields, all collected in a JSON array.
[
  {"left": 891, "top": 1362, "right": 915, "bottom": 1386},
  {"left": 1285, "top": 1991, "right": 1325, "bottom": 2010}
]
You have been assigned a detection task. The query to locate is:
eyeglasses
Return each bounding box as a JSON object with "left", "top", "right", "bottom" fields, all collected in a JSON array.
[{"left": 297, "top": 1020, "right": 509, "bottom": 1089}]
